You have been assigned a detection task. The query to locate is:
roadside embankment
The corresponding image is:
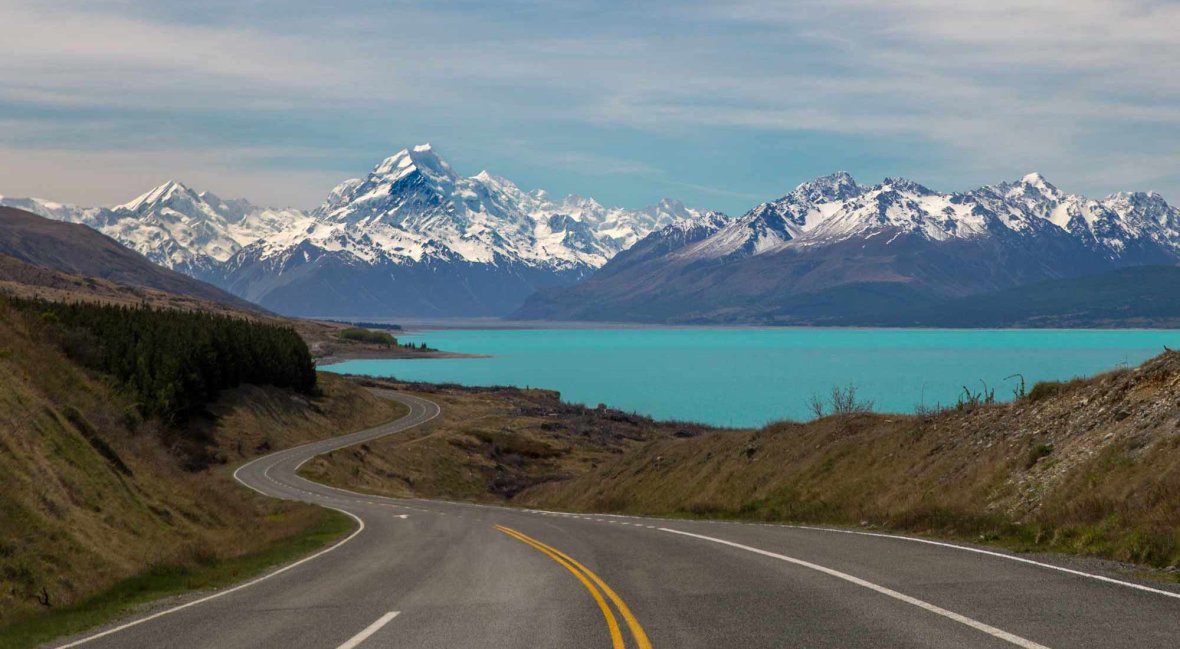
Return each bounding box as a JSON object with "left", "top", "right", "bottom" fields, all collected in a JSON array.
[
  {"left": 310, "top": 351, "right": 1180, "bottom": 576},
  {"left": 0, "top": 299, "right": 402, "bottom": 648}
]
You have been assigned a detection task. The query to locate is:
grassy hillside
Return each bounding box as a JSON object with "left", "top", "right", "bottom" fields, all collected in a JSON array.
[
  {"left": 300, "top": 381, "right": 697, "bottom": 501},
  {"left": 523, "top": 352, "right": 1180, "bottom": 569},
  {"left": 0, "top": 251, "right": 452, "bottom": 363},
  {"left": 203, "top": 373, "right": 405, "bottom": 465},
  {"left": 0, "top": 206, "right": 258, "bottom": 312},
  {"left": 0, "top": 253, "right": 253, "bottom": 318},
  {"left": 311, "top": 353, "right": 1180, "bottom": 573},
  {"left": 0, "top": 298, "right": 400, "bottom": 645}
]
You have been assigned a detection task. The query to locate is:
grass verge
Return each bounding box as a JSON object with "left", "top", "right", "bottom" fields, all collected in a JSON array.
[{"left": 0, "top": 508, "right": 353, "bottom": 649}]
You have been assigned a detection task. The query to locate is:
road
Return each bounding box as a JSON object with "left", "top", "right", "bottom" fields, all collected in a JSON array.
[{"left": 54, "top": 391, "right": 1180, "bottom": 649}]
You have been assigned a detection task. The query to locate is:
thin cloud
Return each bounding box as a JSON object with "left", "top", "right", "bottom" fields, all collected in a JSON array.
[
  {"left": 0, "top": 145, "right": 347, "bottom": 209},
  {"left": 1, "top": 0, "right": 1178, "bottom": 211}
]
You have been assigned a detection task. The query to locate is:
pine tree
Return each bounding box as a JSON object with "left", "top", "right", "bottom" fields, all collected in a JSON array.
[{"left": 13, "top": 298, "right": 317, "bottom": 422}]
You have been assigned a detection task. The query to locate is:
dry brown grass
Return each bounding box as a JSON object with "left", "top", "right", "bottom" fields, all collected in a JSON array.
[
  {"left": 523, "top": 352, "right": 1180, "bottom": 568},
  {"left": 308, "top": 353, "right": 1180, "bottom": 571},
  {"left": 0, "top": 254, "right": 253, "bottom": 318},
  {"left": 301, "top": 379, "right": 702, "bottom": 502},
  {"left": 201, "top": 372, "right": 403, "bottom": 466},
  {"left": 0, "top": 301, "right": 401, "bottom": 630}
]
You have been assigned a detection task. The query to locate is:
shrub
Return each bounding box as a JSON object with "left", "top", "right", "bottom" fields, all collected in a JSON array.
[
  {"left": 339, "top": 327, "right": 397, "bottom": 346},
  {"left": 956, "top": 380, "right": 996, "bottom": 411},
  {"left": 808, "top": 383, "right": 874, "bottom": 419},
  {"left": 1028, "top": 380, "right": 1066, "bottom": 402}
]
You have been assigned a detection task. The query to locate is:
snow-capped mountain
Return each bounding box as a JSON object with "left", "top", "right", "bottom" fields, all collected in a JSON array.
[
  {"left": 106, "top": 181, "right": 312, "bottom": 278},
  {"left": 2, "top": 144, "right": 719, "bottom": 316},
  {"left": 301, "top": 144, "right": 718, "bottom": 270},
  {"left": 973, "top": 174, "right": 1180, "bottom": 263},
  {"left": 516, "top": 171, "right": 1180, "bottom": 323},
  {"left": 674, "top": 172, "right": 1180, "bottom": 263},
  {"left": 310, "top": 144, "right": 615, "bottom": 270},
  {"left": 1, "top": 182, "right": 309, "bottom": 280},
  {"left": 216, "top": 144, "right": 722, "bottom": 316},
  {"left": 0, "top": 196, "right": 101, "bottom": 225},
  {"left": 13, "top": 149, "right": 1176, "bottom": 323}
]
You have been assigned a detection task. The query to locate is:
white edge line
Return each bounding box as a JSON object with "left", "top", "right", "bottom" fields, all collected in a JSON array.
[
  {"left": 245, "top": 396, "right": 1180, "bottom": 605},
  {"left": 335, "top": 611, "right": 400, "bottom": 649},
  {"left": 440, "top": 499, "right": 1180, "bottom": 601},
  {"left": 279, "top": 396, "right": 1180, "bottom": 604},
  {"left": 783, "top": 524, "right": 1180, "bottom": 601},
  {"left": 54, "top": 393, "right": 440, "bottom": 648},
  {"left": 54, "top": 508, "right": 366, "bottom": 649},
  {"left": 660, "top": 527, "right": 1050, "bottom": 649},
  {"left": 523, "top": 504, "right": 1180, "bottom": 601}
]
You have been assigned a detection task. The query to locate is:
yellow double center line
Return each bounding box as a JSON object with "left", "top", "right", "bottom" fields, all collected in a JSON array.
[{"left": 495, "top": 525, "right": 652, "bottom": 649}]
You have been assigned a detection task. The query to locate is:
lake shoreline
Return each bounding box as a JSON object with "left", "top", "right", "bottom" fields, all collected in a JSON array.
[
  {"left": 319, "top": 327, "right": 1179, "bottom": 427},
  {"left": 316, "top": 349, "right": 489, "bottom": 366},
  {"left": 319, "top": 353, "right": 1180, "bottom": 584},
  {"left": 378, "top": 317, "right": 1180, "bottom": 333}
]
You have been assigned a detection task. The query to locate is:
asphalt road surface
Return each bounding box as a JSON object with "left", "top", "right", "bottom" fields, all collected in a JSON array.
[{"left": 53, "top": 391, "right": 1180, "bottom": 648}]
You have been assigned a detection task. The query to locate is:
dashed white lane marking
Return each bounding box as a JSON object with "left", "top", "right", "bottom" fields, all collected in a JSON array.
[
  {"left": 336, "top": 611, "right": 400, "bottom": 649},
  {"left": 660, "top": 528, "right": 1051, "bottom": 649},
  {"left": 55, "top": 395, "right": 440, "bottom": 648}
]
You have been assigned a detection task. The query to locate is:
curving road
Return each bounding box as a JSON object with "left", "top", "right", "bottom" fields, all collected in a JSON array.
[{"left": 53, "top": 390, "right": 1180, "bottom": 649}]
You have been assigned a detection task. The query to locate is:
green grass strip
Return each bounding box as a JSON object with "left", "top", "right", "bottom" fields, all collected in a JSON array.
[{"left": 0, "top": 509, "right": 353, "bottom": 649}]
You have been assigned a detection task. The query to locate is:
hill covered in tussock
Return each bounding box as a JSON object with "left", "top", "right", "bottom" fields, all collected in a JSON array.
[
  {"left": 520, "top": 349, "right": 1180, "bottom": 568},
  {"left": 311, "top": 349, "right": 1180, "bottom": 572},
  {"left": 0, "top": 206, "right": 259, "bottom": 312},
  {"left": 0, "top": 297, "right": 400, "bottom": 645}
]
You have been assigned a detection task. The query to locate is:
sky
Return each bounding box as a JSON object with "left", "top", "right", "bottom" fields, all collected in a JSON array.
[{"left": 2, "top": 0, "right": 1179, "bottom": 214}]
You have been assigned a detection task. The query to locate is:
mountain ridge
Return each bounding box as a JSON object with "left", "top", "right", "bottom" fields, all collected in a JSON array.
[
  {"left": 1, "top": 144, "right": 720, "bottom": 317},
  {"left": 0, "top": 206, "right": 263, "bottom": 313},
  {"left": 8, "top": 158, "right": 1180, "bottom": 322},
  {"left": 516, "top": 170, "right": 1180, "bottom": 323}
]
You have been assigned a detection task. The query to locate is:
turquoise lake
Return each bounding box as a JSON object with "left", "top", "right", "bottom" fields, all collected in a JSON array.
[{"left": 324, "top": 328, "right": 1180, "bottom": 427}]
